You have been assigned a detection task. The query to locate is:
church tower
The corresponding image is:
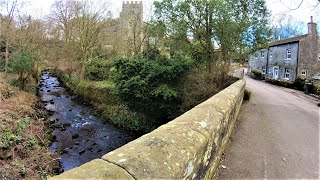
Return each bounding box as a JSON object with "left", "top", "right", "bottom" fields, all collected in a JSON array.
[{"left": 119, "top": 1, "right": 144, "bottom": 56}]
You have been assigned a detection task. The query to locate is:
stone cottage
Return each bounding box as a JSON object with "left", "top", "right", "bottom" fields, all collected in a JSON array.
[{"left": 249, "top": 17, "right": 320, "bottom": 81}]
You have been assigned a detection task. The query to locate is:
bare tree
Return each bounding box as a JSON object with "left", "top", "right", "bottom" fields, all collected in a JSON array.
[
  {"left": 279, "top": 0, "right": 320, "bottom": 10},
  {"left": 125, "top": 13, "right": 146, "bottom": 56},
  {"left": 73, "top": 0, "right": 111, "bottom": 81},
  {"left": 50, "top": 0, "right": 79, "bottom": 75},
  {"left": 271, "top": 15, "right": 305, "bottom": 40},
  {"left": 51, "top": 0, "right": 77, "bottom": 42},
  {"left": 1, "top": 0, "right": 18, "bottom": 76}
]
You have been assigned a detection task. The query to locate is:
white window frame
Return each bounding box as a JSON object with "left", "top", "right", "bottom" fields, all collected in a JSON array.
[
  {"left": 261, "top": 51, "right": 265, "bottom": 58},
  {"left": 286, "top": 49, "right": 292, "bottom": 59},
  {"left": 262, "top": 66, "right": 266, "bottom": 74},
  {"left": 285, "top": 68, "right": 290, "bottom": 79},
  {"left": 269, "top": 48, "right": 273, "bottom": 58},
  {"left": 301, "top": 69, "right": 308, "bottom": 77}
]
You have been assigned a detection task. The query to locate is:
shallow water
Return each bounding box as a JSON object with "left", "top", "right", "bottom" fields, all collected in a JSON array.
[{"left": 39, "top": 71, "right": 136, "bottom": 172}]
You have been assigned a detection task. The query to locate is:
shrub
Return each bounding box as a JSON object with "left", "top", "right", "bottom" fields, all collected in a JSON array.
[
  {"left": 85, "top": 58, "right": 112, "bottom": 81},
  {"left": 265, "top": 77, "right": 293, "bottom": 88},
  {"left": 110, "top": 54, "right": 194, "bottom": 124},
  {"left": 313, "top": 83, "right": 320, "bottom": 96},
  {"left": 142, "top": 47, "right": 161, "bottom": 60},
  {"left": 243, "top": 88, "right": 252, "bottom": 101},
  {"left": 8, "top": 50, "right": 34, "bottom": 90},
  {"left": 293, "top": 75, "right": 306, "bottom": 91},
  {"left": 251, "top": 69, "right": 263, "bottom": 80}
]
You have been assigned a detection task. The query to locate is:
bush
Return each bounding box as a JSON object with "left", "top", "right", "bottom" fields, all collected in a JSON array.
[
  {"left": 313, "top": 83, "right": 320, "bottom": 96},
  {"left": 85, "top": 58, "right": 112, "bottom": 81},
  {"left": 142, "top": 47, "right": 161, "bottom": 60},
  {"left": 110, "top": 54, "right": 194, "bottom": 124},
  {"left": 293, "top": 75, "right": 306, "bottom": 91},
  {"left": 8, "top": 50, "right": 34, "bottom": 90},
  {"left": 265, "top": 77, "right": 293, "bottom": 88},
  {"left": 251, "top": 69, "right": 263, "bottom": 80},
  {"left": 243, "top": 88, "right": 252, "bottom": 101}
]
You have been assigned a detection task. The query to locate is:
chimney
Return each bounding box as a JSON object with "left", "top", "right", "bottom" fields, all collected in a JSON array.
[{"left": 308, "top": 16, "right": 317, "bottom": 36}]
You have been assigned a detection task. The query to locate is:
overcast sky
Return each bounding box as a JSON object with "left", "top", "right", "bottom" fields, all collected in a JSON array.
[{"left": 24, "top": 0, "right": 320, "bottom": 25}]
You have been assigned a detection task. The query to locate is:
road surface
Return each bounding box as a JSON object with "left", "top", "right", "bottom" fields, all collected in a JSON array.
[{"left": 217, "top": 76, "right": 320, "bottom": 179}]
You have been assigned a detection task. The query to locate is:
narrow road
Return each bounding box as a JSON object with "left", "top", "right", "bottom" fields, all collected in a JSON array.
[{"left": 217, "top": 76, "right": 319, "bottom": 179}]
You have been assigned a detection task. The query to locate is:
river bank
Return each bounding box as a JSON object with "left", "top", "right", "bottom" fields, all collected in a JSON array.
[
  {"left": 0, "top": 72, "right": 59, "bottom": 179},
  {"left": 54, "top": 70, "right": 155, "bottom": 134},
  {"left": 39, "top": 71, "right": 136, "bottom": 172}
]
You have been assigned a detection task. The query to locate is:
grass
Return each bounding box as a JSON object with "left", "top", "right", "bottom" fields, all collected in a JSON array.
[{"left": 0, "top": 72, "right": 58, "bottom": 179}]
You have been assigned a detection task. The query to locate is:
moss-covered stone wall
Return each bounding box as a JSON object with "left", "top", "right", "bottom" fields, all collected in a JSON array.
[{"left": 50, "top": 79, "right": 245, "bottom": 179}]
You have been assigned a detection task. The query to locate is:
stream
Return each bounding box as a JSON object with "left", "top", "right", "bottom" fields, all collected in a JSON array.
[{"left": 39, "top": 71, "right": 136, "bottom": 172}]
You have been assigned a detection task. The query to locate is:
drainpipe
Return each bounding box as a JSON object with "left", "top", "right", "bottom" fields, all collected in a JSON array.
[
  {"left": 296, "top": 42, "right": 300, "bottom": 81},
  {"left": 266, "top": 46, "right": 269, "bottom": 78}
]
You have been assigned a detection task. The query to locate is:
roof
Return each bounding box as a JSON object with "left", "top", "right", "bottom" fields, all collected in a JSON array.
[{"left": 269, "top": 34, "right": 308, "bottom": 47}]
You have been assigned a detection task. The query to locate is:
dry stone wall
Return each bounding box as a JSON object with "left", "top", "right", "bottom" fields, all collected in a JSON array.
[{"left": 51, "top": 79, "right": 246, "bottom": 179}]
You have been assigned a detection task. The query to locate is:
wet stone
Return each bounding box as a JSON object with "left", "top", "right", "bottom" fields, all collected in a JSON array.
[
  {"left": 72, "top": 134, "right": 79, "bottom": 139},
  {"left": 59, "top": 148, "right": 69, "bottom": 155},
  {"left": 79, "top": 149, "right": 85, "bottom": 155},
  {"left": 63, "top": 123, "right": 71, "bottom": 128}
]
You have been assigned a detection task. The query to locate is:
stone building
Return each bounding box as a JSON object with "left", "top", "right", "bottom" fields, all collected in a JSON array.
[
  {"left": 101, "top": 1, "right": 144, "bottom": 56},
  {"left": 248, "top": 48, "right": 268, "bottom": 75},
  {"left": 249, "top": 17, "right": 320, "bottom": 81}
]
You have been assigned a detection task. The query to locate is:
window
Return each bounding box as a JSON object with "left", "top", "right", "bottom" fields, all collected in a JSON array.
[
  {"left": 270, "top": 53, "right": 272, "bottom": 58},
  {"left": 286, "top": 49, "right": 292, "bottom": 59},
  {"left": 261, "top": 51, "right": 265, "bottom": 58},
  {"left": 318, "top": 53, "right": 320, "bottom": 61},
  {"left": 285, "top": 68, "right": 290, "bottom": 79},
  {"left": 301, "top": 69, "right": 308, "bottom": 77},
  {"left": 262, "top": 66, "right": 266, "bottom": 74}
]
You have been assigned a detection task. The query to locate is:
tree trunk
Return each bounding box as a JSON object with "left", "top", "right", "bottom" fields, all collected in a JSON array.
[
  {"left": 80, "top": 49, "right": 87, "bottom": 81},
  {"left": 4, "top": 39, "right": 9, "bottom": 77}
]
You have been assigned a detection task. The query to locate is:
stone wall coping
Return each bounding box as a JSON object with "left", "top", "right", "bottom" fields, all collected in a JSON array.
[{"left": 50, "top": 79, "right": 245, "bottom": 179}]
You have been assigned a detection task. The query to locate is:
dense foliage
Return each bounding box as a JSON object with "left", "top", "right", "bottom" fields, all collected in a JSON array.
[
  {"left": 8, "top": 50, "right": 34, "bottom": 90},
  {"left": 154, "top": 0, "right": 271, "bottom": 70},
  {"left": 110, "top": 54, "right": 194, "bottom": 123},
  {"left": 85, "top": 58, "right": 112, "bottom": 81},
  {"left": 251, "top": 69, "right": 264, "bottom": 80}
]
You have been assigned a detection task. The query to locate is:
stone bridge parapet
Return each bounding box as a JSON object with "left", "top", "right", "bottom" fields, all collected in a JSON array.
[{"left": 51, "top": 79, "right": 246, "bottom": 179}]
